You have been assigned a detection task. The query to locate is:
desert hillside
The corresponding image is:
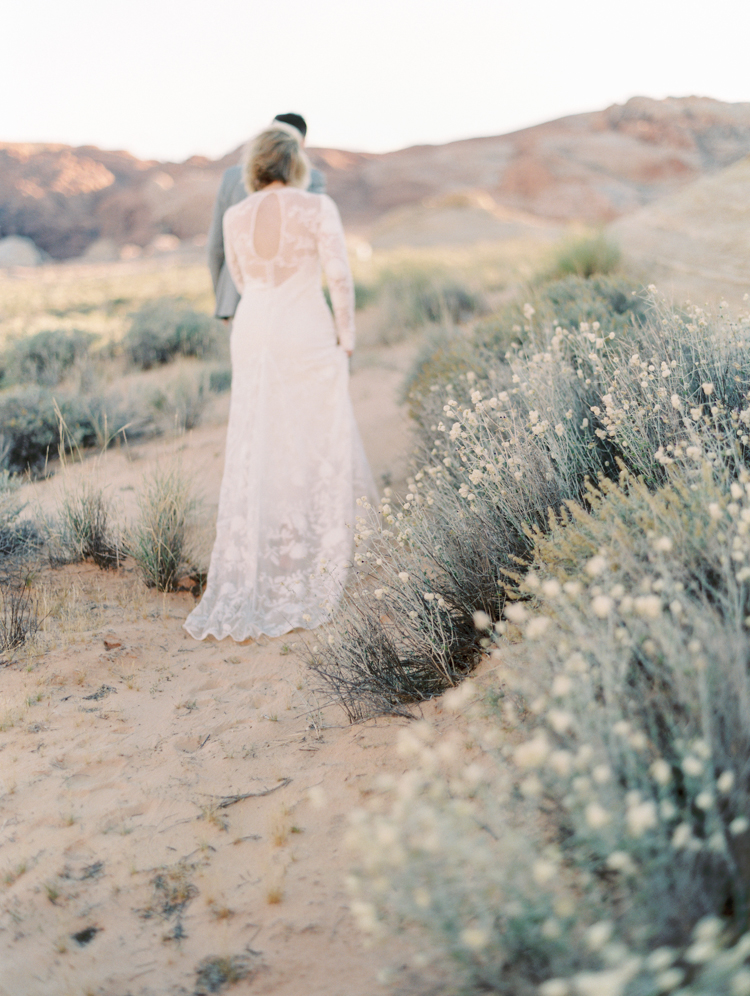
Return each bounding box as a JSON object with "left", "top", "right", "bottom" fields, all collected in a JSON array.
[
  {"left": 610, "top": 153, "right": 750, "bottom": 306},
  {"left": 4, "top": 95, "right": 750, "bottom": 260}
]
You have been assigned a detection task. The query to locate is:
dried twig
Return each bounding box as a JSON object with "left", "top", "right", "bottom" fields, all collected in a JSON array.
[{"left": 202, "top": 777, "right": 292, "bottom": 809}]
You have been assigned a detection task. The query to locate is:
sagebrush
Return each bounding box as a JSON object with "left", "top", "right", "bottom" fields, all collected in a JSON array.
[
  {"left": 124, "top": 298, "right": 221, "bottom": 369},
  {"left": 336, "top": 289, "right": 750, "bottom": 993}
]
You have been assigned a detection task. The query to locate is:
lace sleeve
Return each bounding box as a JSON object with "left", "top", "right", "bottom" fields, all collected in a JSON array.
[
  {"left": 222, "top": 215, "right": 244, "bottom": 295},
  {"left": 317, "top": 196, "right": 355, "bottom": 352}
]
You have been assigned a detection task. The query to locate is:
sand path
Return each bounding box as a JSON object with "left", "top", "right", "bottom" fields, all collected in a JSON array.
[{"left": 0, "top": 341, "right": 456, "bottom": 996}]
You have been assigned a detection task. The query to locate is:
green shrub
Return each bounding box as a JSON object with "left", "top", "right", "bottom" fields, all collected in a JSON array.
[
  {"left": 404, "top": 276, "right": 648, "bottom": 434},
  {"left": 123, "top": 298, "right": 219, "bottom": 369},
  {"left": 375, "top": 268, "right": 486, "bottom": 344},
  {"left": 400, "top": 327, "right": 479, "bottom": 417},
  {"left": 327, "top": 281, "right": 750, "bottom": 992},
  {"left": 128, "top": 467, "right": 196, "bottom": 591},
  {"left": 542, "top": 231, "right": 622, "bottom": 281},
  {"left": 0, "top": 388, "right": 141, "bottom": 475},
  {"left": 354, "top": 282, "right": 378, "bottom": 310},
  {"left": 1, "top": 329, "right": 96, "bottom": 387},
  {"left": 324, "top": 283, "right": 378, "bottom": 313},
  {"left": 0, "top": 391, "right": 94, "bottom": 474}
]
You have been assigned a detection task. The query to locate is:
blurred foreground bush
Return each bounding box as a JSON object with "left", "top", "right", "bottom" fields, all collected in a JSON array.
[
  {"left": 329, "top": 288, "right": 750, "bottom": 993},
  {"left": 348, "top": 463, "right": 750, "bottom": 994},
  {"left": 313, "top": 289, "right": 750, "bottom": 714}
]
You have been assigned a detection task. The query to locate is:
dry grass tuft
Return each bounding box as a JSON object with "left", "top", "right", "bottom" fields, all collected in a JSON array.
[
  {"left": 128, "top": 466, "right": 197, "bottom": 591},
  {"left": 55, "top": 484, "right": 122, "bottom": 568}
]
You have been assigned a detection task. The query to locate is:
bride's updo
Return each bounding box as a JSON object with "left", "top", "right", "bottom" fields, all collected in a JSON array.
[{"left": 243, "top": 127, "right": 311, "bottom": 193}]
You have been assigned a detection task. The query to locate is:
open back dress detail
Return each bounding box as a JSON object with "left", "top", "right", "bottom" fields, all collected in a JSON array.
[{"left": 184, "top": 188, "right": 377, "bottom": 642}]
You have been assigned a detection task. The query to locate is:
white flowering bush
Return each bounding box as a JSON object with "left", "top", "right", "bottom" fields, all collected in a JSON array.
[
  {"left": 346, "top": 461, "right": 750, "bottom": 993},
  {"left": 406, "top": 275, "right": 648, "bottom": 436},
  {"left": 315, "top": 291, "right": 750, "bottom": 719},
  {"left": 332, "top": 290, "right": 750, "bottom": 993}
]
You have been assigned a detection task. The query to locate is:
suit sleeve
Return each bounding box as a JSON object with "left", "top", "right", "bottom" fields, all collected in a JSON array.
[
  {"left": 317, "top": 196, "right": 354, "bottom": 352},
  {"left": 307, "top": 168, "right": 327, "bottom": 194},
  {"left": 207, "top": 172, "right": 229, "bottom": 292}
]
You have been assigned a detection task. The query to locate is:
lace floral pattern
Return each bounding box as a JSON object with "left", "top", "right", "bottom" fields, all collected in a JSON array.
[{"left": 184, "top": 189, "right": 376, "bottom": 642}]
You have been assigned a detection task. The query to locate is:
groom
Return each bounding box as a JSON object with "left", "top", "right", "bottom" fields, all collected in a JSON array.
[{"left": 207, "top": 113, "right": 326, "bottom": 321}]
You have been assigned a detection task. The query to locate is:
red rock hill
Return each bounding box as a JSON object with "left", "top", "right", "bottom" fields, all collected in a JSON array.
[{"left": 3, "top": 96, "right": 750, "bottom": 259}]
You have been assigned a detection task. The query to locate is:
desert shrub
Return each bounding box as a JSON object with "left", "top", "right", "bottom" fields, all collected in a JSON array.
[
  {"left": 57, "top": 485, "right": 121, "bottom": 569},
  {"left": 476, "top": 274, "right": 648, "bottom": 359},
  {"left": 0, "top": 329, "right": 96, "bottom": 387},
  {"left": 123, "top": 298, "right": 219, "bottom": 369},
  {"left": 348, "top": 462, "right": 750, "bottom": 993},
  {"left": 0, "top": 476, "right": 43, "bottom": 645},
  {"left": 79, "top": 389, "right": 153, "bottom": 450},
  {"left": 0, "top": 521, "right": 40, "bottom": 560},
  {"left": 0, "top": 471, "right": 41, "bottom": 563},
  {"left": 375, "top": 268, "right": 486, "bottom": 344},
  {"left": 307, "top": 502, "right": 483, "bottom": 720},
  {"left": 0, "top": 390, "right": 95, "bottom": 474},
  {"left": 529, "top": 273, "right": 647, "bottom": 333},
  {"left": 308, "top": 414, "right": 564, "bottom": 718},
  {"left": 208, "top": 367, "right": 232, "bottom": 394},
  {"left": 354, "top": 281, "right": 377, "bottom": 310},
  {"left": 339, "top": 293, "right": 750, "bottom": 991},
  {"left": 194, "top": 954, "right": 255, "bottom": 994},
  {"left": 315, "top": 293, "right": 750, "bottom": 722},
  {"left": 541, "top": 231, "right": 622, "bottom": 281},
  {"left": 149, "top": 376, "right": 207, "bottom": 433},
  {"left": 0, "top": 388, "right": 144, "bottom": 475},
  {"left": 128, "top": 467, "right": 197, "bottom": 591},
  {"left": 400, "top": 327, "right": 480, "bottom": 417},
  {"left": 404, "top": 276, "right": 649, "bottom": 433},
  {"left": 324, "top": 283, "right": 378, "bottom": 313}
]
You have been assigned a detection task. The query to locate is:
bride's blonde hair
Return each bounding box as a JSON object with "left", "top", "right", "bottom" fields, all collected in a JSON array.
[{"left": 243, "top": 127, "right": 311, "bottom": 193}]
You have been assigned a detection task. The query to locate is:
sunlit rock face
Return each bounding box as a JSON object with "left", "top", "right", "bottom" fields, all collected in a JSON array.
[{"left": 3, "top": 96, "right": 750, "bottom": 259}]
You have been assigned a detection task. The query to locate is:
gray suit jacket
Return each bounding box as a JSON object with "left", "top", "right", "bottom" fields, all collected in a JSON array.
[{"left": 207, "top": 165, "right": 327, "bottom": 319}]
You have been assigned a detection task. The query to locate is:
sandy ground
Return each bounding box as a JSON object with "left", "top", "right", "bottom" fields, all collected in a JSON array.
[{"left": 0, "top": 339, "right": 467, "bottom": 996}]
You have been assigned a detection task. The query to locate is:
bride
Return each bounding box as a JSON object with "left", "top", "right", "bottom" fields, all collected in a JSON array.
[{"left": 185, "top": 126, "right": 376, "bottom": 642}]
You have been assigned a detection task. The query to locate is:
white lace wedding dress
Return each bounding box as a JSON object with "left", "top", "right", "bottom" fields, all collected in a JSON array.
[{"left": 184, "top": 186, "right": 377, "bottom": 642}]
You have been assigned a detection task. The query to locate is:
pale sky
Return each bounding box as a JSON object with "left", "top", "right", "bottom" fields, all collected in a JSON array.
[{"left": 3, "top": 0, "right": 748, "bottom": 162}]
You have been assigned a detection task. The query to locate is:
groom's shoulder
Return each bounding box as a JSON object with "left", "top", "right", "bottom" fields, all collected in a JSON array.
[{"left": 220, "top": 165, "right": 247, "bottom": 202}]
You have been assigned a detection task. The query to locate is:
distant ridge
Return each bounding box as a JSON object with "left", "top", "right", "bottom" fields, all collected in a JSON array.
[{"left": 3, "top": 96, "right": 750, "bottom": 260}]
